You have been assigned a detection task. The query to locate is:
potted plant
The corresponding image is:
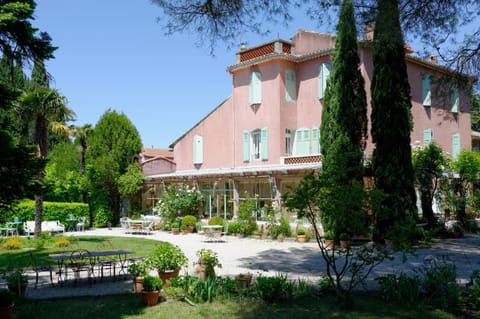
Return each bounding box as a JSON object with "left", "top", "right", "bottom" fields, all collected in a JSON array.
[
  {"left": 4, "top": 269, "right": 28, "bottom": 297},
  {"left": 296, "top": 228, "right": 307, "bottom": 243},
  {"left": 141, "top": 275, "right": 162, "bottom": 306},
  {"left": 339, "top": 232, "right": 350, "bottom": 249},
  {"left": 0, "top": 288, "right": 14, "bottom": 319},
  {"left": 323, "top": 230, "right": 335, "bottom": 250},
  {"left": 146, "top": 242, "right": 187, "bottom": 285},
  {"left": 195, "top": 248, "right": 222, "bottom": 280},
  {"left": 181, "top": 215, "right": 197, "bottom": 234},
  {"left": 171, "top": 221, "right": 180, "bottom": 235},
  {"left": 128, "top": 260, "right": 148, "bottom": 293},
  {"left": 234, "top": 273, "right": 253, "bottom": 289}
]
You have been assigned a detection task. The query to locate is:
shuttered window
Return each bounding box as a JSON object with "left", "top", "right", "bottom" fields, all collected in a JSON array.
[
  {"left": 318, "top": 63, "right": 332, "bottom": 99},
  {"left": 422, "top": 74, "right": 431, "bottom": 106},
  {"left": 193, "top": 135, "right": 203, "bottom": 164},
  {"left": 249, "top": 71, "right": 262, "bottom": 105},
  {"left": 452, "top": 133, "right": 460, "bottom": 160},
  {"left": 295, "top": 128, "right": 310, "bottom": 156},
  {"left": 285, "top": 69, "right": 296, "bottom": 102},
  {"left": 423, "top": 128, "right": 433, "bottom": 146},
  {"left": 242, "top": 131, "right": 250, "bottom": 162},
  {"left": 451, "top": 85, "right": 459, "bottom": 113},
  {"left": 311, "top": 127, "right": 320, "bottom": 154},
  {"left": 261, "top": 127, "right": 268, "bottom": 160}
]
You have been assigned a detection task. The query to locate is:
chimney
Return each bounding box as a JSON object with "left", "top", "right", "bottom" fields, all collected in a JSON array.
[
  {"left": 428, "top": 54, "right": 438, "bottom": 64},
  {"left": 363, "top": 24, "right": 375, "bottom": 41},
  {"left": 240, "top": 43, "right": 247, "bottom": 51}
]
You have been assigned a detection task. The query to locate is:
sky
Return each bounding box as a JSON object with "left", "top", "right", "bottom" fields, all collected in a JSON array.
[{"left": 33, "top": 1, "right": 321, "bottom": 149}]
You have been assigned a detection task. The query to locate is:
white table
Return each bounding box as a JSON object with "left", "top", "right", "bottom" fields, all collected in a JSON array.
[{"left": 202, "top": 225, "right": 224, "bottom": 242}]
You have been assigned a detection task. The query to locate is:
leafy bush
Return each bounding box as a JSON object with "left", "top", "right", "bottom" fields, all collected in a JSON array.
[
  {"left": 237, "top": 195, "right": 258, "bottom": 236},
  {"left": 156, "top": 184, "right": 204, "bottom": 219},
  {"left": 181, "top": 215, "right": 197, "bottom": 230},
  {"left": 1, "top": 236, "right": 23, "bottom": 250},
  {"left": 254, "top": 274, "right": 293, "bottom": 302},
  {"left": 128, "top": 260, "right": 148, "bottom": 277},
  {"left": 13, "top": 200, "right": 89, "bottom": 225},
  {"left": 146, "top": 242, "right": 187, "bottom": 272},
  {"left": 94, "top": 207, "right": 113, "bottom": 228},
  {"left": 376, "top": 273, "right": 420, "bottom": 305},
  {"left": 466, "top": 270, "right": 480, "bottom": 310},
  {"left": 208, "top": 216, "right": 224, "bottom": 226},
  {"left": 53, "top": 237, "right": 70, "bottom": 248},
  {"left": 142, "top": 275, "right": 162, "bottom": 291},
  {"left": 226, "top": 221, "right": 240, "bottom": 234}
]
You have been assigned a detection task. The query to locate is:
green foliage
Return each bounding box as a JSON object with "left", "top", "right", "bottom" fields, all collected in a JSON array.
[
  {"left": 296, "top": 228, "right": 306, "bottom": 236},
  {"left": 270, "top": 215, "right": 292, "bottom": 239},
  {"left": 94, "top": 207, "right": 113, "bottom": 228},
  {"left": 156, "top": 184, "right": 204, "bottom": 220},
  {"left": 4, "top": 269, "right": 28, "bottom": 286},
  {"left": 236, "top": 194, "right": 258, "bottom": 236},
  {"left": 226, "top": 220, "right": 240, "bottom": 234},
  {"left": 254, "top": 274, "right": 293, "bottom": 303},
  {"left": 375, "top": 273, "right": 420, "bottom": 305},
  {"left": 146, "top": 242, "right": 187, "bottom": 272},
  {"left": 170, "top": 275, "right": 229, "bottom": 303},
  {"left": 370, "top": 0, "right": 417, "bottom": 242},
  {"left": 466, "top": 270, "right": 480, "bottom": 310},
  {"left": 413, "top": 143, "right": 447, "bottom": 227},
  {"left": 471, "top": 93, "right": 480, "bottom": 131},
  {"left": 181, "top": 215, "right": 197, "bottom": 230},
  {"left": 196, "top": 248, "right": 222, "bottom": 278},
  {"left": 142, "top": 275, "right": 162, "bottom": 291},
  {"left": 1, "top": 237, "right": 24, "bottom": 250},
  {"left": 208, "top": 216, "right": 224, "bottom": 226},
  {"left": 128, "top": 260, "right": 148, "bottom": 277},
  {"left": 117, "top": 162, "right": 144, "bottom": 199},
  {"left": 12, "top": 200, "right": 89, "bottom": 225}
]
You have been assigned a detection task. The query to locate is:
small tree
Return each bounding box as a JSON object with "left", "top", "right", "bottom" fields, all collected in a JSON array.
[
  {"left": 118, "top": 162, "right": 144, "bottom": 212},
  {"left": 156, "top": 184, "right": 204, "bottom": 221}
]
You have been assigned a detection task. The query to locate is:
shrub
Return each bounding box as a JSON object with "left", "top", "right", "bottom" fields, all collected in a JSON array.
[
  {"left": 13, "top": 200, "right": 89, "bottom": 224},
  {"left": 53, "top": 237, "right": 70, "bottom": 248},
  {"left": 128, "top": 260, "right": 148, "bottom": 277},
  {"left": 237, "top": 195, "right": 258, "bottom": 236},
  {"left": 146, "top": 242, "right": 187, "bottom": 272},
  {"left": 466, "top": 270, "right": 480, "bottom": 310},
  {"left": 208, "top": 216, "right": 224, "bottom": 226},
  {"left": 254, "top": 274, "right": 293, "bottom": 302},
  {"left": 227, "top": 221, "right": 240, "bottom": 234},
  {"left": 296, "top": 228, "right": 306, "bottom": 236},
  {"left": 1, "top": 236, "right": 23, "bottom": 250},
  {"left": 376, "top": 273, "right": 420, "bottom": 305},
  {"left": 94, "top": 207, "right": 113, "bottom": 228},
  {"left": 181, "top": 215, "right": 197, "bottom": 230},
  {"left": 142, "top": 275, "right": 162, "bottom": 291}
]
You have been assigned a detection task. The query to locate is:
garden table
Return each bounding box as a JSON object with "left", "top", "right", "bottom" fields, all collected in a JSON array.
[{"left": 202, "top": 225, "right": 224, "bottom": 242}]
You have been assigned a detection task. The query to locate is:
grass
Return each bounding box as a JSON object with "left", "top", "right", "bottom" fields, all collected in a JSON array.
[
  {"left": 0, "top": 235, "right": 160, "bottom": 270},
  {"left": 12, "top": 293, "right": 464, "bottom": 319}
]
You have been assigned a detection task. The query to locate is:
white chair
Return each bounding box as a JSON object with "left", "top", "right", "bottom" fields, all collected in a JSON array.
[{"left": 76, "top": 217, "right": 86, "bottom": 232}]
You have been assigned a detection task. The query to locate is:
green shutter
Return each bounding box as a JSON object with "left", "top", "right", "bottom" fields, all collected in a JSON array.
[
  {"left": 249, "top": 71, "right": 262, "bottom": 104},
  {"left": 243, "top": 130, "right": 250, "bottom": 162},
  {"left": 261, "top": 127, "right": 268, "bottom": 160},
  {"left": 451, "top": 86, "right": 459, "bottom": 113},
  {"left": 423, "top": 128, "right": 433, "bottom": 146},
  {"left": 422, "top": 74, "right": 431, "bottom": 106},
  {"left": 295, "top": 128, "right": 310, "bottom": 155},
  {"left": 452, "top": 133, "right": 460, "bottom": 160},
  {"left": 318, "top": 63, "right": 331, "bottom": 99},
  {"left": 285, "top": 69, "right": 296, "bottom": 102},
  {"left": 193, "top": 135, "right": 203, "bottom": 164},
  {"left": 311, "top": 127, "right": 320, "bottom": 154}
]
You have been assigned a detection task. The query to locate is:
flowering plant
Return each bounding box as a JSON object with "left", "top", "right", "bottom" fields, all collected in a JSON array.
[
  {"left": 156, "top": 184, "right": 204, "bottom": 220},
  {"left": 196, "top": 248, "right": 222, "bottom": 278}
]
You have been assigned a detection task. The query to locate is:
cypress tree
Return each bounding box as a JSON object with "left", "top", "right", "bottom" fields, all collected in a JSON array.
[
  {"left": 319, "top": 0, "right": 367, "bottom": 236},
  {"left": 370, "top": 0, "right": 417, "bottom": 242},
  {"left": 30, "top": 58, "right": 49, "bottom": 89}
]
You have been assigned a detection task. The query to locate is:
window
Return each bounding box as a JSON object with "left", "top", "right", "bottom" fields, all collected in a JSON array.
[
  {"left": 243, "top": 128, "right": 268, "bottom": 161},
  {"left": 193, "top": 135, "right": 203, "bottom": 164},
  {"left": 422, "top": 74, "right": 431, "bottom": 107},
  {"left": 285, "top": 128, "right": 293, "bottom": 156},
  {"left": 285, "top": 69, "right": 296, "bottom": 102},
  {"left": 249, "top": 71, "right": 262, "bottom": 105},
  {"left": 318, "top": 63, "right": 332, "bottom": 99},
  {"left": 311, "top": 127, "right": 320, "bottom": 154},
  {"left": 451, "top": 85, "right": 459, "bottom": 113},
  {"left": 452, "top": 133, "right": 460, "bottom": 160},
  {"left": 295, "top": 128, "right": 310, "bottom": 156},
  {"left": 423, "top": 128, "right": 433, "bottom": 146}
]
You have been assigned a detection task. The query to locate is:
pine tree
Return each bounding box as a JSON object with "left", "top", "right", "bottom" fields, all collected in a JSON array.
[
  {"left": 370, "top": 0, "right": 416, "bottom": 242},
  {"left": 319, "top": 0, "right": 367, "bottom": 236}
]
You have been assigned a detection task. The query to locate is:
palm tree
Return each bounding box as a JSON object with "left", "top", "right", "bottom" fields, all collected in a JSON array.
[
  {"left": 69, "top": 124, "right": 93, "bottom": 204},
  {"left": 18, "top": 87, "right": 75, "bottom": 237}
]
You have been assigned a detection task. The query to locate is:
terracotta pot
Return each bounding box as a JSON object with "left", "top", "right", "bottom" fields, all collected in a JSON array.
[
  {"left": 297, "top": 235, "right": 307, "bottom": 243},
  {"left": 141, "top": 290, "right": 159, "bottom": 306},
  {"left": 340, "top": 240, "right": 350, "bottom": 249},
  {"left": 195, "top": 264, "right": 206, "bottom": 281},
  {"left": 133, "top": 276, "right": 144, "bottom": 293},
  {"left": 234, "top": 275, "right": 252, "bottom": 289},
  {"left": 171, "top": 228, "right": 179, "bottom": 235},
  {"left": 324, "top": 239, "right": 334, "bottom": 250},
  {"left": 158, "top": 269, "right": 180, "bottom": 286},
  {"left": 277, "top": 236, "right": 285, "bottom": 243},
  {"left": 0, "top": 304, "right": 14, "bottom": 319}
]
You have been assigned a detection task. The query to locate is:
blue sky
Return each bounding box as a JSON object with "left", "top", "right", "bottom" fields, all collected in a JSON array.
[{"left": 33, "top": 1, "right": 321, "bottom": 148}]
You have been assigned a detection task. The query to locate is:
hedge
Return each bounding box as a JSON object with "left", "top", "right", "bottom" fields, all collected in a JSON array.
[{"left": 11, "top": 200, "right": 89, "bottom": 227}]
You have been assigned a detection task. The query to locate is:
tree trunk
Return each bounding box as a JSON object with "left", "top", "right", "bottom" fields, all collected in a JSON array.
[{"left": 34, "top": 194, "right": 43, "bottom": 238}]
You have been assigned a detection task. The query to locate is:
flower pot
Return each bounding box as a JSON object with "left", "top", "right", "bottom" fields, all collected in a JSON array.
[
  {"left": 340, "top": 240, "right": 350, "bottom": 249},
  {"left": 277, "top": 236, "right": 284, "bottom": 243},
  {"left": 158, "top": 269, "right": 180, "bottom": 286},
  {"left": 324, "top": 239, "right": 334, "bottom": 250},
  {"left": 195, "top": 263, "right": 206, "bottom": 281},
  {"left": 0, "top": 304, "right": 14, "bottom": 319},
  {"left": 234, "top": 274, "right": 252, "bottom": 289},
  {"left": 133, "top": 276, "right": 144, "bottom": 293},
  {"left": 297, "top": 235, "right": 307, "bottom": 243},
  {"left": 141, "top": 290, "right": 160, "bottom": 306},
  {"left": 171, "top": 228, "right": 179, "bottom": 235}
]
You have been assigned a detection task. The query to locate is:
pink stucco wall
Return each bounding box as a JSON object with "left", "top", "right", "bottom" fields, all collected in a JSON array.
[{"left": 172, "top": 30, "right": 471, "bottom": 172}]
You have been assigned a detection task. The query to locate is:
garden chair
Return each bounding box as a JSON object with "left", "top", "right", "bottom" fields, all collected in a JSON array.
[
  {"left": 76, "top": 216, "right": 86, "bottom": 231},
  {"left": 29, "top": 251, "right": 55, "bottom": 288},
  {"left": 68, "top": 249, "right": 95, "bottom": 285},
  {"left": 95, "top": 240, "right": 116, "bottom": 281}
]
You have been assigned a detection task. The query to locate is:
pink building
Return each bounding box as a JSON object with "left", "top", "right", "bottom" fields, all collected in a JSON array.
[{"left": 144, "top": 29, "right": 473, "bottom": 218}]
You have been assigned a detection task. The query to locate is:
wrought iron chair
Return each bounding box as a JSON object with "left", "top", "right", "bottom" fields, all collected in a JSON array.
[{"left": 29, "top": 251, "right": 55, "bottom": 288}]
